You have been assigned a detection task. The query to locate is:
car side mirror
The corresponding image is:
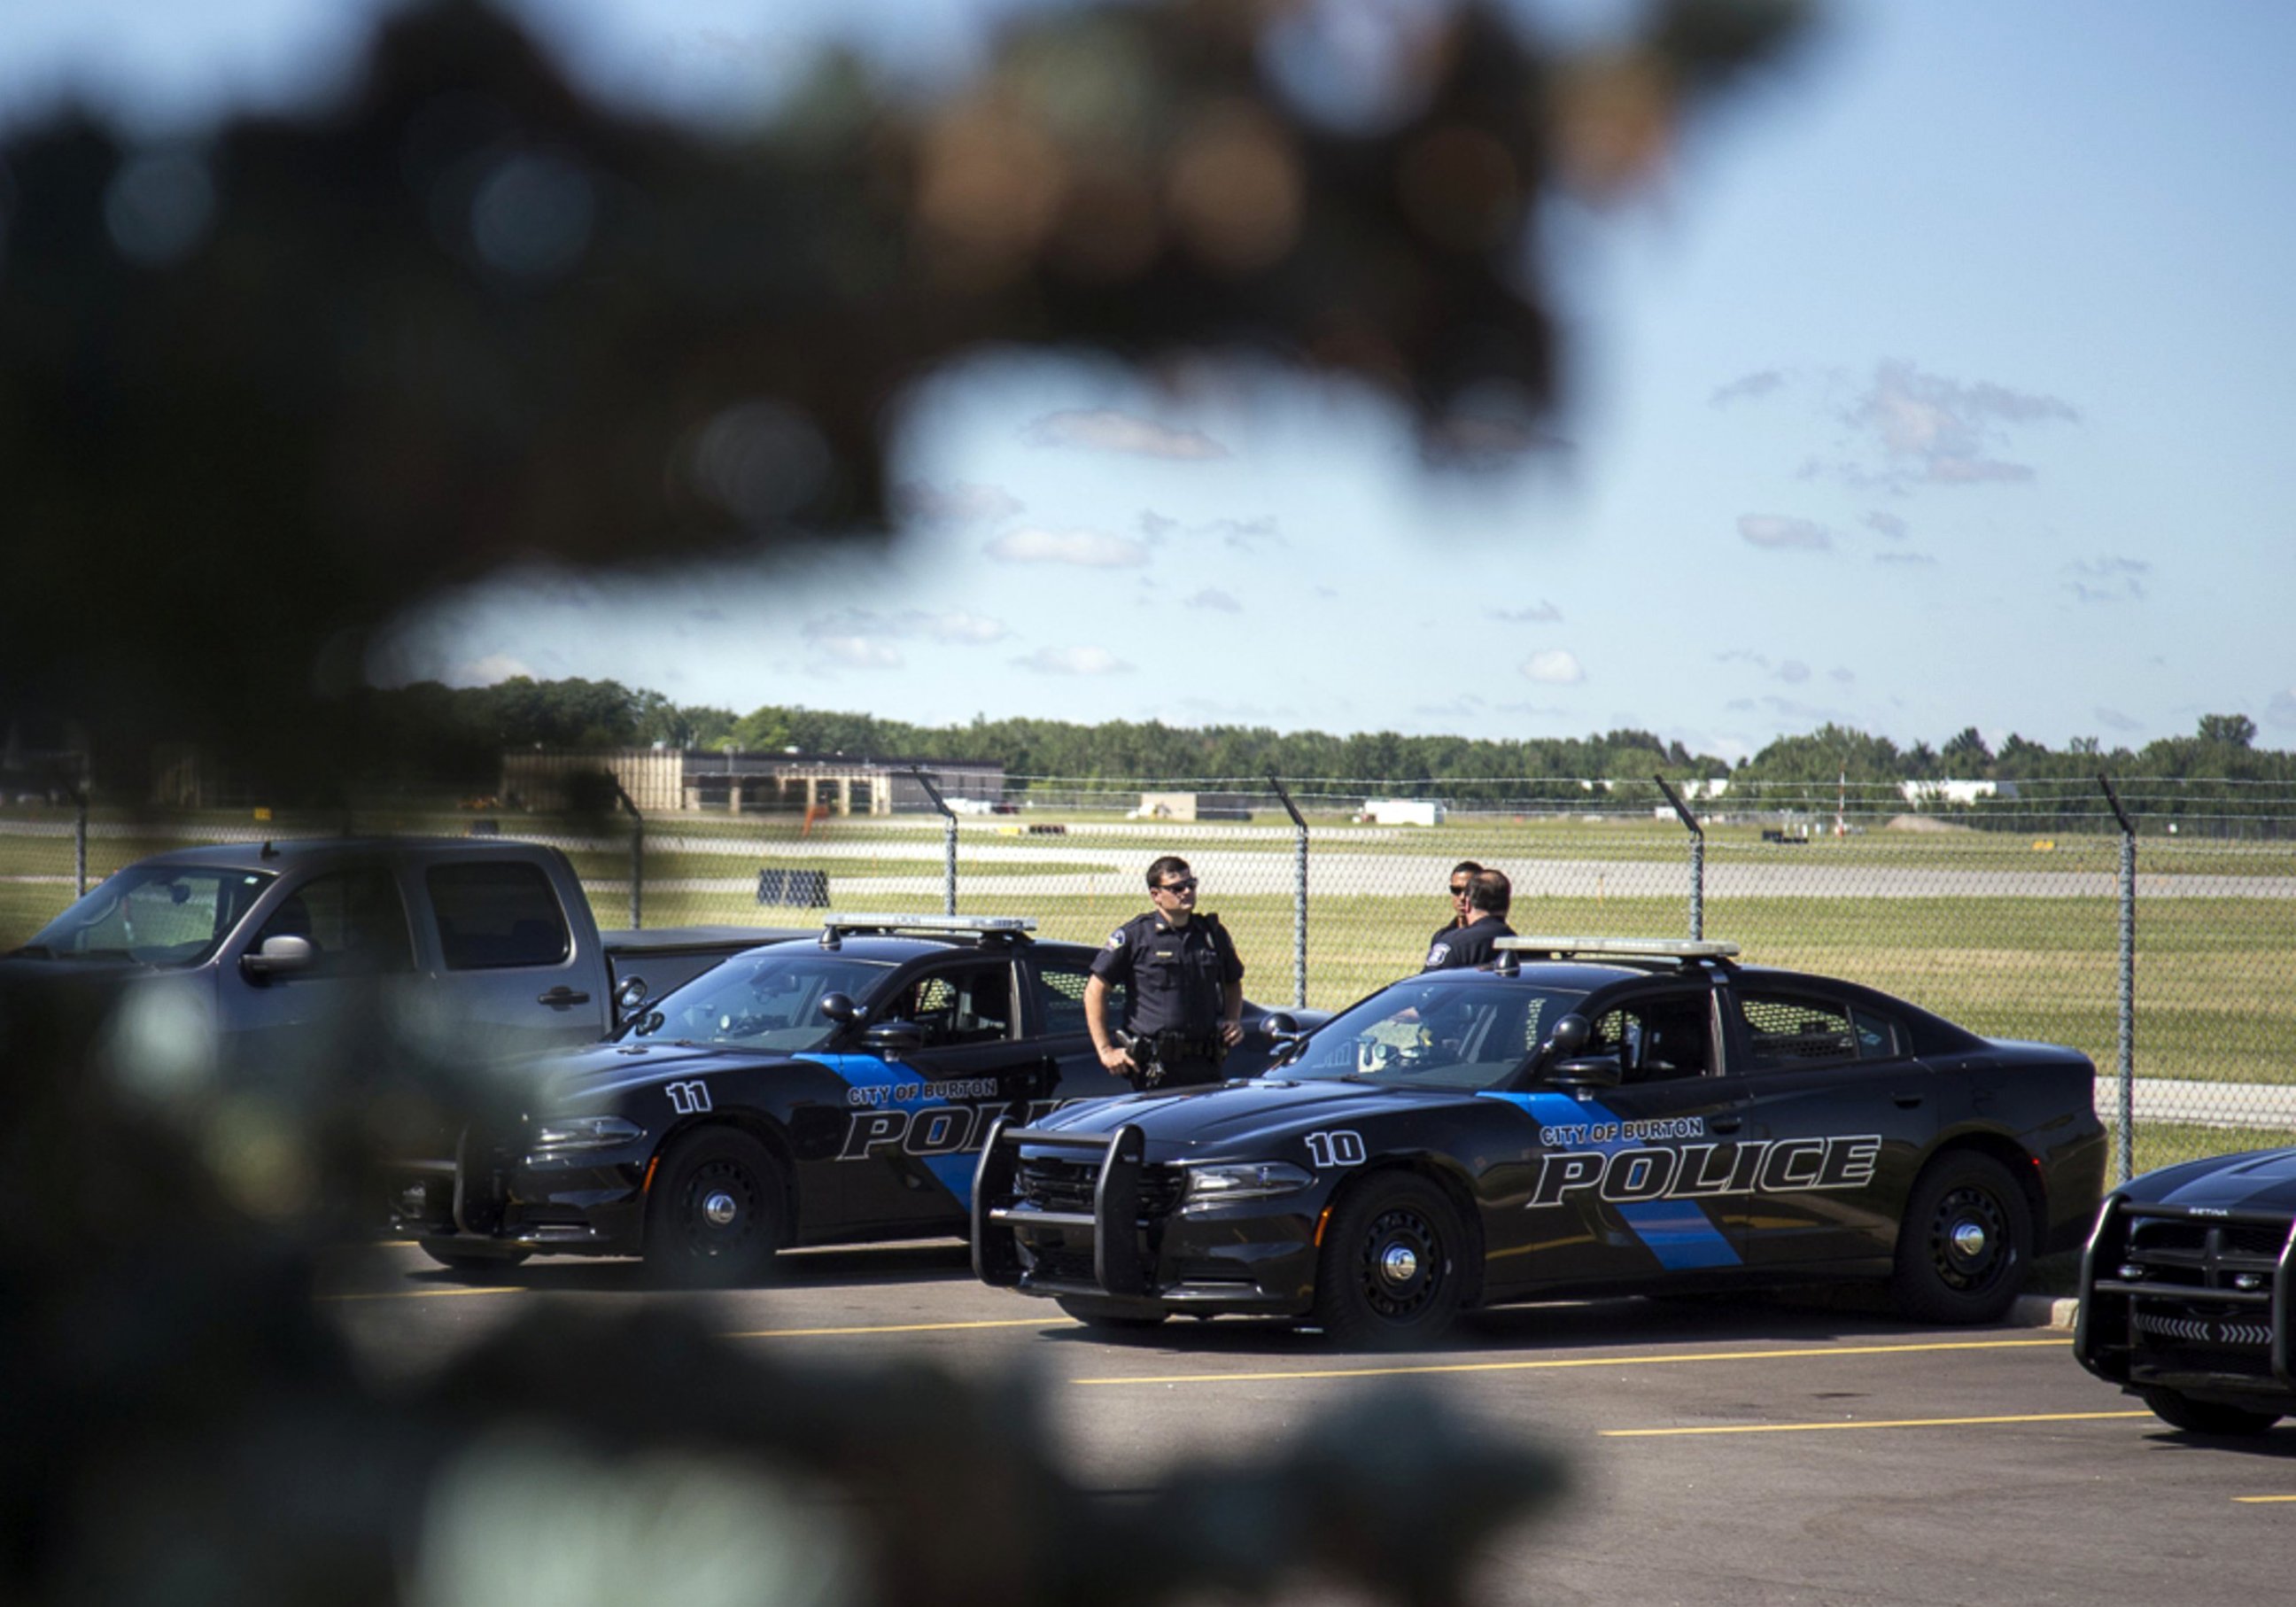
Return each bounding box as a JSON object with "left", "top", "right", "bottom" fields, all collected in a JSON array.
[
  {"left": 1259, "top": 1012, "right": 1299, "bottom": 1041},
  {"left": 861, "top": 1020, "right": 924, "bottom": 1055},
  {"left": 1547, "top": 1013, "right": 1591, "bottom": 1056},
  {"left": 240, "top": 934, "right": 314, "bottom": 981},
  {"left": 614, "top": 974, "right": 650, "bottom": 1019},
  {"left": 819, "top": 992, "right": 859, "bottom": 1024}
]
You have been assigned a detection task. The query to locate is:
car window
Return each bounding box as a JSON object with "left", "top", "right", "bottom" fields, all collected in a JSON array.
[
  {"left": 1286, "top": 976, "right": 1585, "bottom": 1091},
  {"left": 1588, "top": 996, "right": 1713, "bottom": 1083},
  {"left": 254, "top": 867, "right": 414, "bottom": 975},
  {"left": 27, "top": 866, "right": 274, "bottom": 967},
  {"left": 887, "top": 961, "right": 1013, "bottom": 1047},
  {"left": 425, "top": 861, "right": 571, "bottom": 970},
  {"left": 1736, "top": 992, "right": 1859, "bottom": 1069},
  {"left": 626, "top": 951, "right": 896, "bottom": 1051},
  {"left": 1032, "top": 959, "right": 1120, "bottom": 1036},
  {"left": 1851, "top": 1006, "right": 1903, "bottom": 1059}
]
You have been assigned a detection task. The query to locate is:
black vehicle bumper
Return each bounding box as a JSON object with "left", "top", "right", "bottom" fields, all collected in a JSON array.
[
  {"left": 384, "top": 1136, "right": 652, "bottom": 1258},
  {"left": 2074, "top": 1194, "right": 2296, "bottom": 1409},
  {"left": 972, "top": 1118, "right": 1321, "bottom": 1318}
]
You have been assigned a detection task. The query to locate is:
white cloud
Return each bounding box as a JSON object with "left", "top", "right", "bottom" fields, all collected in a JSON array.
[
  {"left": 1830, "top": 666, "right": 1855, "bottom": 684},
  {"left": 1864, "top": 509, "right": 1908, "bottom": 540},
  {"left": 1843, "top": 360, "right": 2078, "bottom": 487},
  {"left": 1024, "top": 409, "right": 1228, "bottom": 460},
  {"left": 803, "top": 609, "right": 1012, "bottom": 644},
  {"left": 2065, "top": 555, "right": 2150, "bottom": 604},
  {"left": 1188, "top": 589, "right": 1243, "bottom": 613},
  {"left": 1016, "top": 646, "right": 1132, "bottom": 675},
  {"left": 2097, "top": 706, "right": 2146, "bottom": 733},
  {"left": 1710, "top": 369, "right": 1787, "bottom": 408},
  {"left": 451, "top": 653, "right": 538, "bottom": 686},
  {"left": 1738, "top": 514, "right": 1833, "bottom": 550},
  {"left": 1489, "top": 601, "right": 1563, "bottom": 623},
  {"left": 1875, "top": 551, "right": 1937, "bottom": 566},
  {"left": 1776, "top": 661, "right": 1811, "bottom": 684},
  {"left": 985, "top": 526, "right": 1151, "bottom": 568},
  {"left": 812, "top": 635, "right": 903, "bottom": 669},
  {"left": 1520, "top": 649, "right": 1585, "bottom": 685},
  {"left": 896, "top": 480, "right": 1024, "bottom": 524}
]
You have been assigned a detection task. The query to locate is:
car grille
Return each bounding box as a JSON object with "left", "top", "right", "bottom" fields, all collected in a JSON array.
[
  {"left": 2094, "top": 1206, "right": 2296, "bottom": 1387},
  {"left": 1015, "top": 1155, "right": 1184, "bottom": 1223}
]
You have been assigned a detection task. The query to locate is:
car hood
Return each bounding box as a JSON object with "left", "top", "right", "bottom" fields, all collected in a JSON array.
[
  {"left": 2127, "top": 1146, "right": 2296, "bottom": 1215},
  {"left": 525, "top": 1039, "right": 798, "bottom": 1108},
  {"left": 1029, "top": 1076, "right": 1477, "bottom": 1152}
]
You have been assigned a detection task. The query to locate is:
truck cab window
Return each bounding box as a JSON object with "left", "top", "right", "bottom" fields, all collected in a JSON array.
[{"left": 425, "top": 861, "right": 571, "bottom": 970}]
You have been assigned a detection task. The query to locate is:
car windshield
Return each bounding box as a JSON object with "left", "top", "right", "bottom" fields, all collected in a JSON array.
[
  {"left": 16, "top": 865, "right": 276, "bottom": 967},
  {"left": 1280, "top": 975, "right": 1590, "bottom": 1091},
  {"left": 622, "top": 949, "right": 898, "bottom": 1052}
]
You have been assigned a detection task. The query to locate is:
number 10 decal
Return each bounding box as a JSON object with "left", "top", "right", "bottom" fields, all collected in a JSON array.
[{"left": 1304, "top": 1130, "right": 1366, "bottom": 1168}]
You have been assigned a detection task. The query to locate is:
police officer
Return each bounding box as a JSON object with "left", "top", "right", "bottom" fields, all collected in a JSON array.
[
  {"left": 1423, "top": 868, "right": 1514, "bottom": 970},
  {"left": 1430, "top": 860, "right": 1482, "bottom": 958},
  {"left": 1085, "top": 855, "right": 1244, "bottom": 1090}
]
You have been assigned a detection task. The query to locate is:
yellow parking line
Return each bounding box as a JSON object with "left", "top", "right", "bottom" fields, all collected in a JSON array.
[
  {"left": 317, "top": 1285, "right": 526, "bottom": 1302},
  {"left": 1070, "top": 1337, "right": 2064, "bottom": 1387},
  {"left": 723, "top": 1317, "right": 1078, "bottom": 1339},
  {"left": 2233, "top": 1495, "right": 2296, "bottom": 1504},
  {"left": 1605, "top": 1410, "right": 2153, "bottom": 1438}
]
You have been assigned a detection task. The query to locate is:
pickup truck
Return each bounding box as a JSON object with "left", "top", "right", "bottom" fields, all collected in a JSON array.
[{"left": 3, "top": 836, "right": 802, "bottom": 1068}]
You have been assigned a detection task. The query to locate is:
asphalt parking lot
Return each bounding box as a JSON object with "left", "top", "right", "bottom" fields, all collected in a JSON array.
[{"left": 321, "top": 1240, "right": 2292, "bottom": 1607}]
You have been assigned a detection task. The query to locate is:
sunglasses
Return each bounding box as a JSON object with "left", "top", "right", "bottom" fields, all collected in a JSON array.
[
  {"left": 1155, "top": 878, "right": 1199, "bottom": 893},
  {"left": 1448, "top": 884, "right": 1471, "bottom": 897}
]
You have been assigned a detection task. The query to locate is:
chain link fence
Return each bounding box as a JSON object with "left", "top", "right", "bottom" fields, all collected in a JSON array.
[{"left": 4, "top": 772, "right": 2290, "bottom": 1182}]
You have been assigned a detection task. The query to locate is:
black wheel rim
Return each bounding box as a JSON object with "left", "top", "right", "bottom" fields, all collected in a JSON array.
[
  {"left": 672, "top": 1155, "right": 765, "bottom": 1260},
  {"left": 1927, "top": 1182, "right": 2010, "bottom": 1293},
  {"left": 1354, "top": 1203, "right": 1447, "bottom": 1322}
]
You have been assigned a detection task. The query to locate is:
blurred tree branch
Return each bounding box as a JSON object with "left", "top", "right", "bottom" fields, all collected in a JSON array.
[{"left": 0, "top": 0, "right": 1805, "bottom": 795}]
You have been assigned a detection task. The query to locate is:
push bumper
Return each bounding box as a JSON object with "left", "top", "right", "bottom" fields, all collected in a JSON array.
[
  {"left": 2075, "top": 1194, "right": 2296, "bottom": 1408},
  {"left": 972, "top": 1116, "right": 1318, "bottom": 1317}
]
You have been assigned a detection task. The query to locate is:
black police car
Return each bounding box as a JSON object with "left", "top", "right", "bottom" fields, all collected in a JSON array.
[
  {"left": 2075, "top": 1149, "right": 2296, "bottom": 1435},
  {"left": 396, "top": 914, "right": 1310, "bottom": 1282},
  {"left": 973, "top": 936, "right": 2108, "bottom": 1347}
]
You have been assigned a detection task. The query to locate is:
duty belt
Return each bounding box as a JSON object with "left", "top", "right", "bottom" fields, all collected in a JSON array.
[{"left": 1119, "top": 1029, "right": 1227, "bottom": 1087}]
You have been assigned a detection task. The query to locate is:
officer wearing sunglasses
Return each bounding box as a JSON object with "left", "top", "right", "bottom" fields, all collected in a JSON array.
[{"left": 1085, "top": 854, "right": 1245, "bottom": 1091}]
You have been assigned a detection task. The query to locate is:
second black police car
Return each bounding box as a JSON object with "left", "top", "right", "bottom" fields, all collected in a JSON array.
[
  {"left": 395, "top": 914, "right": 1308, "bottom": 1283},
  {"left": 973, "top": 936, "right": 2107, "bottom": 1347}
]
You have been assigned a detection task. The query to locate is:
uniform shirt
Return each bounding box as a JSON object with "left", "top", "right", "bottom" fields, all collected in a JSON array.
[
  {"left": 1090, "top": 910, "right": 1244, "bottom": 1038},
  {"left": 1423, "top": 914, "right": 1514, "bottom": 972}
]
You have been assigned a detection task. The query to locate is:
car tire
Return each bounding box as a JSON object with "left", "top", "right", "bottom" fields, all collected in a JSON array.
[
  {"left": 1890, "top": 1152, "right": 2032, "bottom": 1324},
  {"left": 1055, "top": 1295, "right": 1168, "bottom": 1331},
  {"left": 1311, "top": 1173, "right": 1465, "bottom": 1350},
  {"left": 418, "top": 1241, "right": 531, "bottom": 1271},
  {"left": 644, "top": 1128, "right": 786, "bottom": 1287},
  {"left": 2137, "top": 1387, "right": 2283, "bottom": 1437}
]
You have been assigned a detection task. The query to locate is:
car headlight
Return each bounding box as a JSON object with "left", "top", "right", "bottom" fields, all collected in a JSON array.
[
  {"left": 530, "top": 1114, "right": 645, "bottom": 1153},
  {"left": 1180, "top": 1161, "right": 1315, "bottom": 1212}
]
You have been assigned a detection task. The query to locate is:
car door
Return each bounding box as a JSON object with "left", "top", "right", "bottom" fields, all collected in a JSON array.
[
  {"left": 227, "top": 864, "right": 418, "bottom": 1080},
  {"left": 414, "top": 856, "right": 596, "bottom": 1060},
  {"left": 1023, "top": 951, "right": 1136, "bottom": 1102},
  {"left": 834, "top": 954, "right": 1053, "bottom": 1228},
  {"left": 1718, "top": 983, "right": 1937, "bottom": 1269},
  {"left": 1481, "top": 984, "right": 1760, "bottom": 1298}
]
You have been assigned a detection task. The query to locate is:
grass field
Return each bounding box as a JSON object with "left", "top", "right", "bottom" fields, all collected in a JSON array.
[{"left": 6, "top": 804, "right": 2290, "bottom": 1101}]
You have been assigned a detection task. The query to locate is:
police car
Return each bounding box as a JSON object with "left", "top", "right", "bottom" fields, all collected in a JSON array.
[
  {"left": 973, "top": 936, "right": 2108, "bottom": 1347},
  {"left": 395, "top": 914, "right": 1310, "bottom": 1283},
  {"left": 2075, "top": 1148, "right": 2296, "bottom": 1435}
]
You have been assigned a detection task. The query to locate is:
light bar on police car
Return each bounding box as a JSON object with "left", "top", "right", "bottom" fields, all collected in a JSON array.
[
  {"left": 818, "top": 914, "right": 1037, "bottom": 935},
  {"left": 1493, "top": 935, "right": 1741, "bottom": 959}
]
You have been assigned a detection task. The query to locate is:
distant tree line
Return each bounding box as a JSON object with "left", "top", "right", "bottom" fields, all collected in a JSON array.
[{"left": 358, "top": 679, "right": 2296, "bottom": 827}]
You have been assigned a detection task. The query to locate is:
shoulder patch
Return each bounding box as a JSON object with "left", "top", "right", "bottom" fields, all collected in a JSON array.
[{"left": 1106, "top": 927, "right": 1127, "bottom": 949}]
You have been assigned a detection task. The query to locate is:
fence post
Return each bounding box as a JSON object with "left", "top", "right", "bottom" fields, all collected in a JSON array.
[
  {"left": 611, "top": 779, "right": 644, "bottom": 930},
  {"left": 2100, "top": 772, "right": 2137, "bottom": 1186},
  {"left": 1268, "top": 776, "right": 1307, "bottom": 1009},
  {"left": 911, "top": 766, "right": 958, "bottom": 915},
  {"left": 74, "top": 787, "right": 89, "bottom": 896},
  {"left": 1654, "top": 774, "right": 1704, "bottom": 941}
]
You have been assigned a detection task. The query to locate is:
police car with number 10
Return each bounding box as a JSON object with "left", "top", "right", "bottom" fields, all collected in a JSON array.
[{"left": 973, "top": 936, "right": 2106, "bottom": 1347}]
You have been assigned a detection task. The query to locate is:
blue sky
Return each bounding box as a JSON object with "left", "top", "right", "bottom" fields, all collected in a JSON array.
[{"left": 9, "top": 1, "right": 2293, "bottom": 764}]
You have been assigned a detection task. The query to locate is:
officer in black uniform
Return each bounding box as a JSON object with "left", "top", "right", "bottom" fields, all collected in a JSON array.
[
  {"left": 1429, "top": 859, "right": 1482, "bottom": 962},
  {"left": 1423, "top": 868, "right": 1514, "bottom": 970},
  {"left": 1085, "top": 855, "right": 1245, "bottom": 1091}
]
